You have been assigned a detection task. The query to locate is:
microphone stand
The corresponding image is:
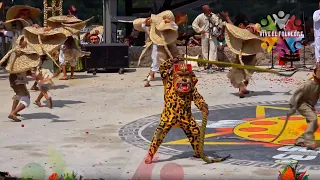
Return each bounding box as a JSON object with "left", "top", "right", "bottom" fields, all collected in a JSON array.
[
  {"left": 185, "top": 18, "right": 188, "bottom": 60},
  {"left": 301, "top": 11, "right": 309, "bottom": 70},
  {"left": 206, "top": 14, "right": 212, "bottom": 73}
]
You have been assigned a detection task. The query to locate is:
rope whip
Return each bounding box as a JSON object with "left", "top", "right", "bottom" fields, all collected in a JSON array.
[{"left": 184, "top": 58, "right": 298, "bottom": 77}]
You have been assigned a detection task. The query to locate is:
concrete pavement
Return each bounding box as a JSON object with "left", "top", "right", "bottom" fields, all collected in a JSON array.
[{"left": 0, "top": 67, "right": 318, "bottom": 180}]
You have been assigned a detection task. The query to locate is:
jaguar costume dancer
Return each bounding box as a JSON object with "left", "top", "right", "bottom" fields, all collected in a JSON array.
[
  {"left": 144, "top": 57, "right": 207, "bottom": 164},
  {"left": 145, "top": 58, "right": 231, "bottom": 164}
]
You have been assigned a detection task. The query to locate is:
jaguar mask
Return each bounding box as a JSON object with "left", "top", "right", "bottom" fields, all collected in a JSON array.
[{"left": 172, "top": 63, "right": 195, "bottom": 95}]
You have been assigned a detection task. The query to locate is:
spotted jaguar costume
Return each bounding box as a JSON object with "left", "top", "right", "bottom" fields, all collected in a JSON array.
[{"left": 145, "top": 58, "right": 208, "bottom": 164}]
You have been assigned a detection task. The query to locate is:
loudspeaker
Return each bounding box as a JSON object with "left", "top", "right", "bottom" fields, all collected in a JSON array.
[{"left": 82, "top": 43, "right": 129, "bottom": 70}]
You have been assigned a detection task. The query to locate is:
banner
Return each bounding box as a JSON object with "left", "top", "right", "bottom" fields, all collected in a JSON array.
[{"left": 259, "top": 11, "right": 304, "bottom": 59}]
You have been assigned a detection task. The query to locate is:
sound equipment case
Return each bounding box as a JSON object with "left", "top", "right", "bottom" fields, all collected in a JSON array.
[{"left": 81, "top": 43, "right": 129, "bottom": 74}]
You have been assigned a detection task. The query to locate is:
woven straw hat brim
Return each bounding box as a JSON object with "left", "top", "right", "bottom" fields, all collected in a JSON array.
[
  {"left": 6, "top": 52, "right": 40, "bottom": 73},
  {"left": 6, "top": 5, "right": 41, "bottom": 21},
  {"left": 225, "top": 23, "right": 262, "bottom": 56},
  {"left": 156, "top": 10, "right": 175, "bottom": 22},
  {"left": 133, "top": 18, "right": 147, "bottom": 32},
  {"left": 3, "top": 18, "right": 30, "bottom": 31},
  {"left": 48, "top": 15, "right": 82, "bottom": 23},
  {"left": 62, "top": 17, "right": 94, "bottom": 31},
  {"left": 24, "top": 27, "right": 67, "bottom": 55},
  {"left": 225, "top": 23, "right": 260, "bottom": 41},
  {"left": 14, "top": 35, "right": 38, "bottom": 54}
]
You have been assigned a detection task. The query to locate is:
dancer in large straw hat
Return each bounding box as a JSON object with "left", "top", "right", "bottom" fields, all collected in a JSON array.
[
  {"left": 0, "top": 16, "right": 88, "bottom": 121},
  {"left": 133, "top": 10, "right": 180, "bottom": 87},
  {"left": 221, "top": 12, "right": 262, "bottom": 98},
  {"left": 287, "top": 68, "right": 320, "bottom": 150},
  {"left": 1, "top": 5, "right": 41, "bottom": 43},
  {"left": 0, "top": 36, "right": 40, "bottom": 121},
  {"left": 0, "top": 5, "right": 41, "bottom": 91},
  {"left": 46, "top": 15, "right": 93, "bottom": 80}
]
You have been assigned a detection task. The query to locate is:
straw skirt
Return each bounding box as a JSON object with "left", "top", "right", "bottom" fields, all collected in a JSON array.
[{"left": 227, "top": 55, "right": 257, "bottom": 88}]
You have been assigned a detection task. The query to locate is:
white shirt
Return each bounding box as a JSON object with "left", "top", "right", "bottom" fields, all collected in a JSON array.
[
  {"left": 313, "top": 10, "right": 320, "bottom": 37},
  {"left": 192, "top": 13, "right": 222, "bottom": 38}
]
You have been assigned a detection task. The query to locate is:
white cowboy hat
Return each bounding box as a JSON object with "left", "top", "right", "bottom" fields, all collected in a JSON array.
[{"left": 6, "top": 5, "right": 41, "bottom": 21}]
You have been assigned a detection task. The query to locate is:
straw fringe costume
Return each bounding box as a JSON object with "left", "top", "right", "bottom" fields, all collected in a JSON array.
[{"left": 224, "top": 23, "right": 262, "bottom": 98}]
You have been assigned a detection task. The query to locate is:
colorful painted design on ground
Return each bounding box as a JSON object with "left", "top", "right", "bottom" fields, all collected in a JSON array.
[
  {"left": 259, "top": 11, "right": 304, "bottom": 57},
  {"left": 119, "top": 101, "right": 320, "bottom": 170}
]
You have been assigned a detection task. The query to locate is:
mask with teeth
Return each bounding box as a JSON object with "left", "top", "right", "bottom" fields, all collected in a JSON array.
[{"left": 173, "top": 64, "right": 194, "bottom": 94}]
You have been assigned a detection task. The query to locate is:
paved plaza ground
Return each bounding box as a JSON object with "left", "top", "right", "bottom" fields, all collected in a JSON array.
[{"left": 0, "top": 67, "right": 320, "bottom": 179}]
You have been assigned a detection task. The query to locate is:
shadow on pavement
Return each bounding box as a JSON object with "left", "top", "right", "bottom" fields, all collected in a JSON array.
[
  {"left": 51, "top": 84, "right": 69, "bottom": 90},
  {"left": 231, "top": 90, "right": 288, "bottom": 97},
  {"left": 155, "top": 150, "right": 231, "bottom": 163},
  {"left": 20, "top": 112, "right": 76, "bottom": 123},
  {"left": 47, "top": 99, "right": 85, "bottom": 108}
]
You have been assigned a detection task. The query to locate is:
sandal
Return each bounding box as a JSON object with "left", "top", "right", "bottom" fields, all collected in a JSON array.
[
  {"left": 34, "top": 101, "right": 45, "bottom": 107},
  {"left": 59, "top": 76, "right": 68, "bottom": 80},
  {"left": 8, "top": 115, "right": 21, "bottom": 122},
  {"left": 31, "top": 86, "right": 39, "bottom": 91}
]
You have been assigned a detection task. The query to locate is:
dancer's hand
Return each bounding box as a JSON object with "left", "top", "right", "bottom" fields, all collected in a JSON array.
[
  {"left": 144, "top": 17, "right": 151, "bottom": 24},
  {"left": 164, "top": 18, "right": 171, "bottom": 23},
  {"left": 200, "top": 30, "right": 206, "bottom": 34},
  {"left": 172, "top": 57, "right": 181, "bottom": 63},
  {"left": 201, "top": 106, "right": 209, "bottom": 116},
  {"left": 33, "top": 24, "right": 40, "bottom": 28},
  {"left": 220, "top": 11, "right": 229, "bottom": 17},
  {"left": 287, "top": 108, "right": 296, "bottom": 116}
]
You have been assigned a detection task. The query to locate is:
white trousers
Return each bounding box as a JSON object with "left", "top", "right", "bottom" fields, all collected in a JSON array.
[
  {"left": 151, "top": 44, "right": 159, "bottom": 72},
  {"left": 315, "top": 37, "right": 320, "bottom": 62},
  {"left": 201, "top": 36, "right": 217, "bottom": 61}
]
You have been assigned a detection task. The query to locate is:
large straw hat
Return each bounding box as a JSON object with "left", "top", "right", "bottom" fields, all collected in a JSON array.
[
  {"left": 0, "top": 35, "right": 40, "bottom": 73},
  {"left": 47, "top": 15, "right": 82, "bottom": 28},
  {"left": 149, "top": 10, "right": 178, "bottom": 46},
  {"left": 62, "top": 17, "right": 94, "bottom": 31},
  {"left": 133, "top": 18, "right": 147, "bottom": 32},
  {"left": 23, "top": 26, "right": 68, "bottom": 56},
  {"left": 224, "top": 23, "right": 262, "bottom": 56},
  {"left": 3, "top": 18, "right": 30, "bottom": 31},
  {"left": 6, "top": 5, "right": 41, "bottom": 21},
  {"left": 5, "top": 51, "right": 40, "bottom": 73}
]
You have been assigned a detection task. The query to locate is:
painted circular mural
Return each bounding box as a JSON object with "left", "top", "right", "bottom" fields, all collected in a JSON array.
[{"left": 119, "top": 101, "right": 320, "bottom": 171}]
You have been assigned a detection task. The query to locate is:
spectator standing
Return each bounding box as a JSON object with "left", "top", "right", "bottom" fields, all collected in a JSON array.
[{"left": 192, "top": 5, "right": 223, "bottom": 73}]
